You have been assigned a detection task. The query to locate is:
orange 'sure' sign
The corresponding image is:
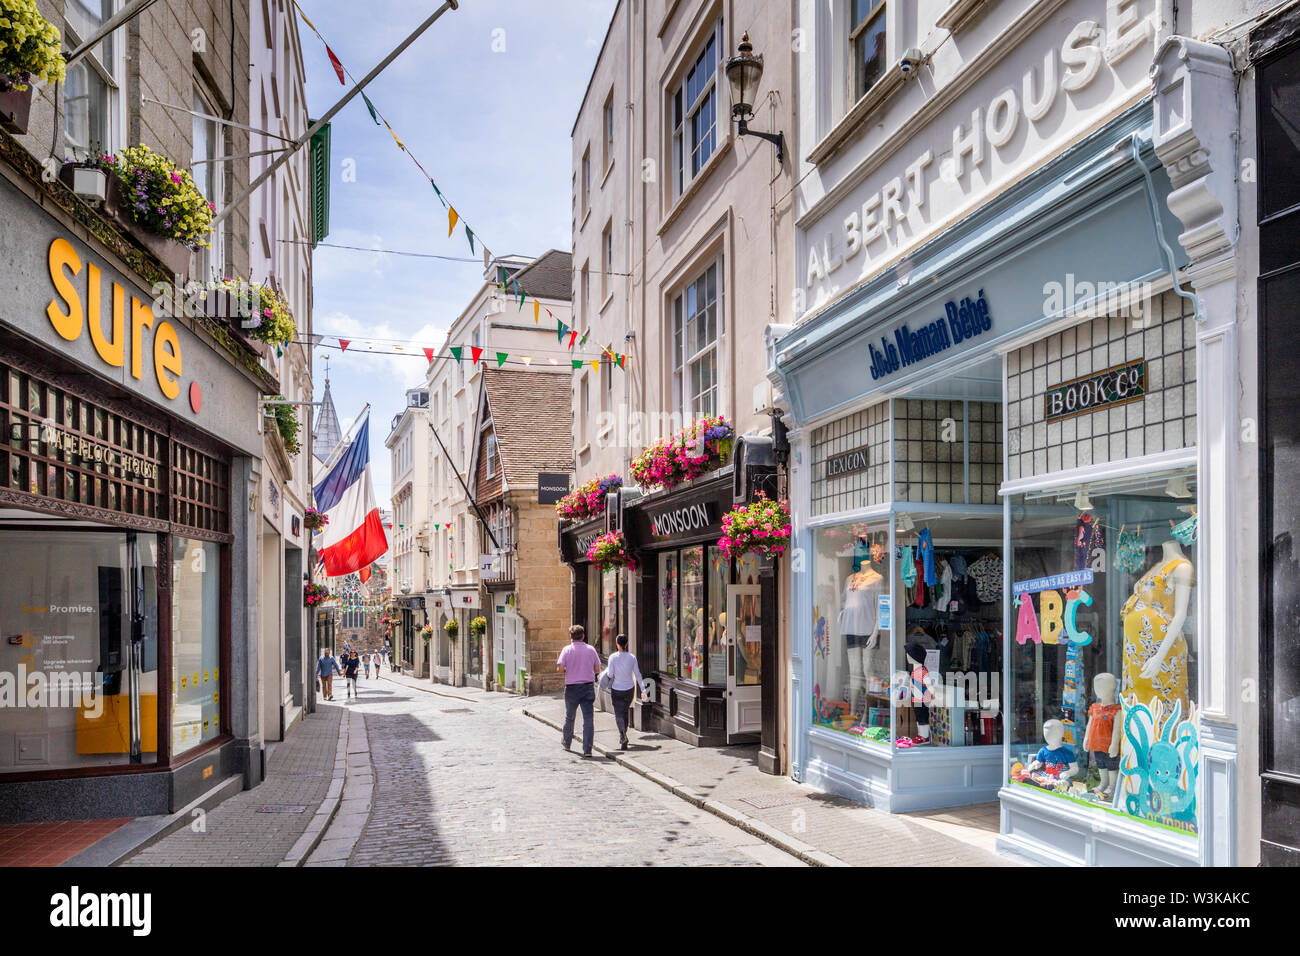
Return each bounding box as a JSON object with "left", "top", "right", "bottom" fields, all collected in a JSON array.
[{"left": 45, "top": 238, "right": 184, "bottom": 401}]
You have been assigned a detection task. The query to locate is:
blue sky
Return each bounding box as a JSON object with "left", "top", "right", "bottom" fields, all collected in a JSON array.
[{"left": 302, "top": 0, "right": 617, "bottom": 495}]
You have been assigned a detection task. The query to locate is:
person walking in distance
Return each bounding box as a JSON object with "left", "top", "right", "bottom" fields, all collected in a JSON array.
[
  {"left": 605, "top": 634, "right": 647, "bottom": 750},
  {"left": 316, "top": 647, "right": 341, "bottom": 701},
  {"left": 343, "top": 649, "right": 361, "bottom": 699},
  {"left": 556, "top": 624, "right": 602, "bottom": 758},
  {"left": 362, "top": 651, "right": 372, "bottom": 680}
]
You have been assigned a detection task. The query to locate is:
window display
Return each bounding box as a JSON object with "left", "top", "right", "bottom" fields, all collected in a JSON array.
[
  {"left": 1008, "top": 468, "right": 1199, "bottom": 835},
  {"left": 659, "top": 552, "right": 678, "bottom": 677},
  {"left": 655, "top": 545, "right": 743, "bottom": 685},
  {"left": 172, "top": 537, "right": 220, "bottom": 755},
  {"left": 812, "top": 521, "right": 891, "bottom": 744},
  {"left": 893, "top": 514, "right": 1004, "bottom": 750}
]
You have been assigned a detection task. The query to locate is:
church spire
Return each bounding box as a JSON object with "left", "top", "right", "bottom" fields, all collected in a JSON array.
[{"left": 313, "top": 357, "right": 344, "bottom": 462}]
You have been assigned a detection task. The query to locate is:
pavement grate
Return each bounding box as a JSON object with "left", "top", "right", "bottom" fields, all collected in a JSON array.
[
  {"left": 737, "top": 792, "right": 808, "bottom": 810},
  {"left": 255, "top": 805, "right": 309, "bottom": 814}
]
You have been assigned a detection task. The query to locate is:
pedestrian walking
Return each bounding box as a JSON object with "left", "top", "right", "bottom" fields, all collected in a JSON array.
[
  {"left": 556, "top": 624, "right": 602, "bottom": 758},
  {"left": 602, "top": 634, "right": 647, "bottom": 750},
  {"left": 362, "top": 652, "right": 371, "bottom": 680},
  {"left": 316, "top": 648, "right": 341, "bottom": 701},
  {"left": 344, "top": 650, "right": 361, "bottom": 699}
]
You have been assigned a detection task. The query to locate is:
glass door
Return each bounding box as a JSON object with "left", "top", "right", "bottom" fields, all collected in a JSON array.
[{"left": 726, "top": 584, "right": 762, "bottom": 740}]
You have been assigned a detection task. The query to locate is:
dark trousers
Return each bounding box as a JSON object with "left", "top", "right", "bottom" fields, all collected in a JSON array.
[
  {"left": 563, "top": 682, "right": 596, "bottom": 754},
  {"left": 611, "top": 688, "right": 634, "bottom": 742}
]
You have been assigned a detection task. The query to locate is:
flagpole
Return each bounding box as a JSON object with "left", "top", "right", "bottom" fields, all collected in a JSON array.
[
  {"left": 210, "top": 0, "right": 460, "bottom": 231},
  {"left": 315, "top": 403, "right": 371, "bottom": 479}
]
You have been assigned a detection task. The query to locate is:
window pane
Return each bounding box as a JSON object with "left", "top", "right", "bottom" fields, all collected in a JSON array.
[
  {"left": 680, "top": 547, "right": 704, "bottom": 681},
  {"left": 706, "top": 546, "right": 727, "bottom": 685},
  {"left": 659, "top": 552, "right": 678, "bottom": 677},
  {"left": 172, "top": 537, "right": 220, "bottom": 756},
  {"left": 735, "top": 553, "right": 762, "bottom": 686},
  {"left": 854, "top": 8, "right": 888, "bottom": 99},
  {"left": 63, "top": 61, "right": 108, "bottom": 153}
]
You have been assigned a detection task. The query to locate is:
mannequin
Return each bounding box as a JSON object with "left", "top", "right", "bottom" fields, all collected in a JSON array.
[
  {"left": 840, "top": 558, "right": 884, "bottom": 718},
  {"left": 896, "top": 641, "right": 931, "bottom": 747},
  {"left": 1083, "top": 672, "right": 1122, "bottom": 797},
  {"left": 1121, "top": 540, "right": 1193, "bottom": 715},
  {"left": 1018, "top": 718, "right": 1078, "bottom": 788}
]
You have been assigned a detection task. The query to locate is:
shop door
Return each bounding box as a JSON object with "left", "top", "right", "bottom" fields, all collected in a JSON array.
[{"left": 726, "top": 585, "right": 762, "bottom": 741}]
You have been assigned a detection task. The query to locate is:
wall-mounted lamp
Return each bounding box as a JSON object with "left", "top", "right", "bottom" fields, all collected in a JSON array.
[{"left": 725, "top": 33, "right": 785, "bottom": 164}]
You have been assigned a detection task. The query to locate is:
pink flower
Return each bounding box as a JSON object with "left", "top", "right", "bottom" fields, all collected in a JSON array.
[{"left": 171, "top": 172, "right": 183, "bottom": 185}]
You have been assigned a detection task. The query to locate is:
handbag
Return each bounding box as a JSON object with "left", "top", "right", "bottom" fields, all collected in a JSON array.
[{"left": 598, "top": 666, "right": 614, "bottom": 693}]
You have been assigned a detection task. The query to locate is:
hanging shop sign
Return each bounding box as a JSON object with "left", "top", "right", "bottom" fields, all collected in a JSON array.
[
  {"left": 1044, "top": 360, "right": 1146, "bottom": 422},
  {"left": 825, "top": 444, "right": 870, "bottom": 478},
  {"left": 868, "top": 289, "right": 993, "bottom": 382},
  {"left": 479, "top": 554, "right": 501, "bottom": 580},
  {"left": 537, "top": 472, "right": 571, "bottom": 506}
]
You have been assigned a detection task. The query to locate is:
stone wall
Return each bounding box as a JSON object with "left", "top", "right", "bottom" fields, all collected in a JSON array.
[{"left": 513, "top": 491, "right": 575, "bottom": 694}]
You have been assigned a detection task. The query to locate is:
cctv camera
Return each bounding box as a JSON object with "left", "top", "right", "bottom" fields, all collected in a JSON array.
[{"left": 899, "top": 48, "right": 924, "bottom": 75}]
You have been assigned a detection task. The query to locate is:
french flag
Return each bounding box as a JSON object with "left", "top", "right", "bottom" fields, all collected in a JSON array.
[{"left": 313, "top": 416, "right": 388, "bottom": 577}]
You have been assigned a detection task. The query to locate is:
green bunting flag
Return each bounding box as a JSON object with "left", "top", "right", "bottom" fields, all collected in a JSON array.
[
  {"left": 498, "top": 267, "right": 508, "bottom": 291},
  {"left": 450, "top": 346, "right": 462, "bottom": 362},
  {"left": 579, "top": 330, "right": 589, "bottom": 346},
  {"left": 571, "top": 359, "right": 583, "bottom": 369},
  {"left": 430, "top": 180, "right": 447, "bottom": 208},
  {"left": 361, "top": 92, "right": 381, "bottom": 125},
  {"left": 496, "top": 352, "right": 508, "bottom": 368},
  {"left": 465, "top": 225, "right": 475, "bottom": 254}
]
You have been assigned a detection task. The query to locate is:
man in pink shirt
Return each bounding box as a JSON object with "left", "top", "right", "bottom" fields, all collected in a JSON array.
[{"left": 556, "top": 624, "right": 602, "bottom": 757}]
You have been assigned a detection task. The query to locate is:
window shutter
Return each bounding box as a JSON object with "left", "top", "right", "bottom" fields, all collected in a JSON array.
[{"left": 310, "top": 121, "right": 332, "bottom": 246}]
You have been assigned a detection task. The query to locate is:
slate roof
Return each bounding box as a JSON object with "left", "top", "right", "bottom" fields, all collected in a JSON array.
[
  {"left": 313, "top": 377, "right": 344, "bottom": 463},
  {"left": 480, "top": 368, "right": 573, "bottom": 487},
  {"left": 506, "top": 249, "right": 572, "bottom": 302}
]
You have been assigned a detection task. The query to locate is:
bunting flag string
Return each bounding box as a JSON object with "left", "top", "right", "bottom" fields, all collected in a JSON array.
[{"left": 291, "top": 0, "right": 631, "bottom": 377}]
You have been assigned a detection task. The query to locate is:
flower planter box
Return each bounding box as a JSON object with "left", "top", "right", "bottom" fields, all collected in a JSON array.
[
  {"left": 58, "top": 162, "right": 124, "bottom": 210},
  {"left": 0, "top": 86, "right": 32, "bottom": 134},
  {"left": 128, "top": 224, "right": 192, "bottom": 278}
]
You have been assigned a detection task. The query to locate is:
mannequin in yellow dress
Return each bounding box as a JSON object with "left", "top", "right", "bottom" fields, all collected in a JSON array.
[{"left": 1121, "top": 540, "right": 1194, "bottom": 716}]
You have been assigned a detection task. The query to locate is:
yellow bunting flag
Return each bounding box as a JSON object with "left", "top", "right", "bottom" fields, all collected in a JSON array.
[
  {"left": 521, "top": 356, "right": 532, "bottom": 366},
  {"left": 293, "top": 1, "right": 317, "bottom": 33},
  {"left": 448, "top": 206, "right": 459, "bottom": 237},
  {"left": 533, "top": 300, "right": 539, "bottom": 324},
  {"left": 383, "top": 120, "right": 404, "bottom": 151},
  {"left": 590, "top": 360, "right": 600, "bottom": 371}
]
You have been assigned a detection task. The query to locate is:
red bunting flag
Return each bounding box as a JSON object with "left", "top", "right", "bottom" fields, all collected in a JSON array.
[
  {"left": 568, "top": 332, "right": 578, "bottom": 350},
  {"left": 326, "top": 46, "right": 345, "bottom": 84},
  {"left": 339, "top": 339, "right": 350, "bottom": 352},
  {"left": 471, "top": 346, "right": 483, "bottom": 364},
  {"left": 423, "top": 348, "right": 434, "bottom": 364}
]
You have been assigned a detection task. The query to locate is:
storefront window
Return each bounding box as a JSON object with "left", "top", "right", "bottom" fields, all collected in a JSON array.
[
  {"left": 811, "top": 521, "right": 891, "bottom": 743},
  {"left": 172, "top": 537, "right": 220, "bottom": 756},
  {"left": 659, "top": 552, "right": 678, "bottom": 677},
  {"left": 894, "top": 514, "right": 1004, "bottom": 750},
  {"left": 706, "top": 545, "right": 727, "bottom": 684},
  {"left": 735, "top": 553, "right": 762, "bottom": 687},
  {"left": 679, "top": 547, "right": 704, "bottom": 681},
  {"left": 600, "top": 568, "right": 619, "bottom": 660},
  {"left": 1008, "top": 468, "right": 1199, "bottom": 836},
  {"left": 0, "top": 529, "right": 158, "bottom": 773}
]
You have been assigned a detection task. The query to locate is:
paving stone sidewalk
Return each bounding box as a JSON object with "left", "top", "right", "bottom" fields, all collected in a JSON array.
[
  {"left": 121, "top": 705, "right": 345, "bottom": 867},
  {"left": 522, "top": 693, "right": 1016, "bottom": 867}
]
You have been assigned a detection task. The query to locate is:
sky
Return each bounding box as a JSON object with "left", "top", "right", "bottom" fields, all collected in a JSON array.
[{"left": 302, "top": 0, "right": 618, "bottom": 496}]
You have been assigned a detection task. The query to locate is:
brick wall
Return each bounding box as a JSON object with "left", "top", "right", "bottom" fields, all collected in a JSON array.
[{"left": 512, "top": 491, "right": 575, "bottom": 694}]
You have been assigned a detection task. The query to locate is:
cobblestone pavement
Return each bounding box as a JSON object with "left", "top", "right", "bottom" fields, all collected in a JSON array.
[
  {"left": 348, "top": 677, "right": 800, "bottom": 866},
  {"left": 122, "top": 706, "right": 343, "bottom": 867}
]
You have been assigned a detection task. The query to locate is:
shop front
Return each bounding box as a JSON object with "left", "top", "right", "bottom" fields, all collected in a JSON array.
[
  {"left": 558, "top": 514, "right": 618, "bottom": 662},
  {"left": 623, "top": 468, "right": 779, "bottom": 760},
  {"left": 0, "top": 159, "right": 269, "bottom": 820},
  {"left": 776, "top": 92, "right": 1236, "bottom": 864}
]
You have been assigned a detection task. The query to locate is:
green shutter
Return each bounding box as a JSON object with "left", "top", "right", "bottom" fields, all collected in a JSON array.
[{"left": 309, "top": 121, "right": 331, "bottom": 246}]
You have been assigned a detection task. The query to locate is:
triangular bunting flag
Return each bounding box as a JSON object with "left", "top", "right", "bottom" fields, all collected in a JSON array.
[
  {"left": 617, "top": 354, "right": 625, "bottom": 368},
  {"left": 423, "top": 347, "right": 434, "bottom": 364},
  {"left": 384, "top": 120, "right": 405, "bottom": 151},
  {"left": 448, "top": 206, "right": 459, "bottom": 237},
  {"left": 590, "top": 360, "right": 600, "bottom": 371},
  {"left": 571, "top": 359, "right": 583, "bottom": 369},
  {"left": 580, "top": 330, "right": 589, "bottom": 346},
  {"left": 498, "top": 267, "right": 508, "bottom": 291},
  {"left": 521, "top": 356, "right": 533, "bottom": 367},
  {"left": 361, "top": 92, "right": 381, "bottom": 125},
  {"left": 533, "top": 300, "right": 539, "bottom": 324},
  {"left": 450, "top": 346, "right": 462, "bottom": 362},
  {"left": 338, "top": 339, "right": 350, "bottom": 352},
  {"left": 556, "top": 321, "right": 568, "bottom": 343},
  {"left": 465, "top": 225, "right": 475, "bottom": 254},
  {"left": 293, "top": 2, "right": 318, "bottom": 33},
  {"left": 568, "top": 332, "right": 579, "bottom": 350},
  {"left": 482, "top": 246, "right": 491, "bottom": 270},
  {"left": 326, "top": 46, "right": 345, "bottom": 84},
  {"left": 471, "top": 346, "right": 483, "bottom": 364},
  {"left": 496, "top": 352, "right": 508, "bottom": 368},
  {"left": 431, "top": 180, "right": 447, "bottom": 208}
]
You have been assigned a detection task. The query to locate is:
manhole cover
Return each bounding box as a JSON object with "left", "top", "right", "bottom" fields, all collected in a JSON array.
[
  {"left": 256, "top": 805, "right": 308, "bottom": 813},
  {"left": 440, "top": 708, "right": 472, "bottom": 714},
  {"left": 737, "top": 793, "right": 805, "bottom": 810}
]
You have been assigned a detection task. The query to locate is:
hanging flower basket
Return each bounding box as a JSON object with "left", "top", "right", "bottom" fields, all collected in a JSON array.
[
  {"left": 443, "top": 619, "right": 460, "bottom": 641},
  {"left": 587, "top": 530, "right": 637, "bottom": 572},
  {"left": 630, "top": 416, "right": 734, "bottom": 490},
  {"left": 105, "top": 145, "right": 214, "bottom": 273},
  {"left": 469, "top": 616, "right": 487, "bottom": 638},
  {"left": 304, "top": 583, "right": 331, "bottom": 608},
  {"left": 203, "top": 278, "right": 297, "bottom": 350},
  {"left": 719, "top": 493, "right": 791, "bottom": 561},
  {"left": 304, "top": 508, "right": 329, "bottom": 532},
  {"left": 556, "top": 473, "right": 622, "bottom": 522},
  {"left": 419, "top": 624, "right": 434, "bottom": 641},
  {"left": 0, "top": 2, "right": 66, "bottom": 134}
]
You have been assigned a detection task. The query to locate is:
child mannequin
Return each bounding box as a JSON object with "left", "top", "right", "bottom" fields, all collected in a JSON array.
[
  {"left": 1022, "top": 718, "right": 1078, "bottom": 788},
  {"left": 1082, "top": 673, "right": 1123, "bottom": 797}
]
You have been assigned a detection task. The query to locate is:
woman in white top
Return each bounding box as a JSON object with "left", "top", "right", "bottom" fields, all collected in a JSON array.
[{"left": 604, "top": 634, "right": 647, "bottom": 750}]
